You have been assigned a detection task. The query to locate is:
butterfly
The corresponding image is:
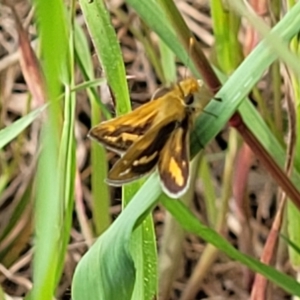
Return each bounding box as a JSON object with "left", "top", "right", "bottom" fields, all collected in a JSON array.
[{"left": 88, "top": 77, "right": 205, "bottom": 198}]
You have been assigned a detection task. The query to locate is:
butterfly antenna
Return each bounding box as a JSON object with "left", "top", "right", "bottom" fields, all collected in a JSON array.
[
  {"left": 183, "top": 36, "right": 195, "bottom": 79},
  {"left": 177, "top": 37, "right": 195, "bottom": 97}
]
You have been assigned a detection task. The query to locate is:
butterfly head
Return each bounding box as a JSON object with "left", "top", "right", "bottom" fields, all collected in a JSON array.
[{"left": 176, "top": 77, "right": 204, "bottom": 114}]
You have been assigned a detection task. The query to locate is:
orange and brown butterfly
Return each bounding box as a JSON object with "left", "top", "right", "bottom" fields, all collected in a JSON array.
[{"left": 88, "top": 77, "right": 207, "bottom": 198}]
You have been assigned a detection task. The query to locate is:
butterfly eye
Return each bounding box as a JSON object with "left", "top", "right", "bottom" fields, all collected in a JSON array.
[{"left": 185, "top": 94, "right": 194, "bottom": 105}]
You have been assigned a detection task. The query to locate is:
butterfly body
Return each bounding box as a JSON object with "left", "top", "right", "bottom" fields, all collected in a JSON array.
[{"left": 89, "top": 77, "right": 203, "bottom": 198}]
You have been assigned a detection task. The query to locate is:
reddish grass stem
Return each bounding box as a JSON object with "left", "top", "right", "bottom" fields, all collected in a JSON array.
[{"left": 230, "top": 113, "right": 300, "bottom": 210}]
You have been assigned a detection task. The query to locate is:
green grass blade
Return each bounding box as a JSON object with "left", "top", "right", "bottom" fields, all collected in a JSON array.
[
  {"left": 74, "top": 22, "right": 111, "bottom": 119},
  {"left": 55, "top": 5, "right": 77, "bottom": 284},
  {"left": 161, "top": 197, "right": 300, "bottom": 296},
  {"left": 211, "top": 0, "right": 242, "bottom": 71},
  {"left": 126, "top": 0, "right": 198, "bottom": 76},
  {"left": 78, "top": 0, "right": 130, "bottom": 114},
  {"left": 0, "top": 104, "right": 47, "bottom": 149},
  {"left": 74, "top": 20, "right": 111, "bottom": 235},
  {"left": 29, "top": 0, "right": 69, "bottom": 299}
]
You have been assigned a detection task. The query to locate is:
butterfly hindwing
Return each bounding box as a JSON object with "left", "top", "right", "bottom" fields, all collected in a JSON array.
[{"left": 158, "top": 115, "right": 191, "bottom": 198}]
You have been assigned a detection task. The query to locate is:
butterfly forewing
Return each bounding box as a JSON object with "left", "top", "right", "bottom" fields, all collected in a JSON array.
[
  {"left": 158, "top": 115, "right": 191, "bottom": 198},
  {"left": 88, "top": 99, "right": 160, "bottom": 154}
]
